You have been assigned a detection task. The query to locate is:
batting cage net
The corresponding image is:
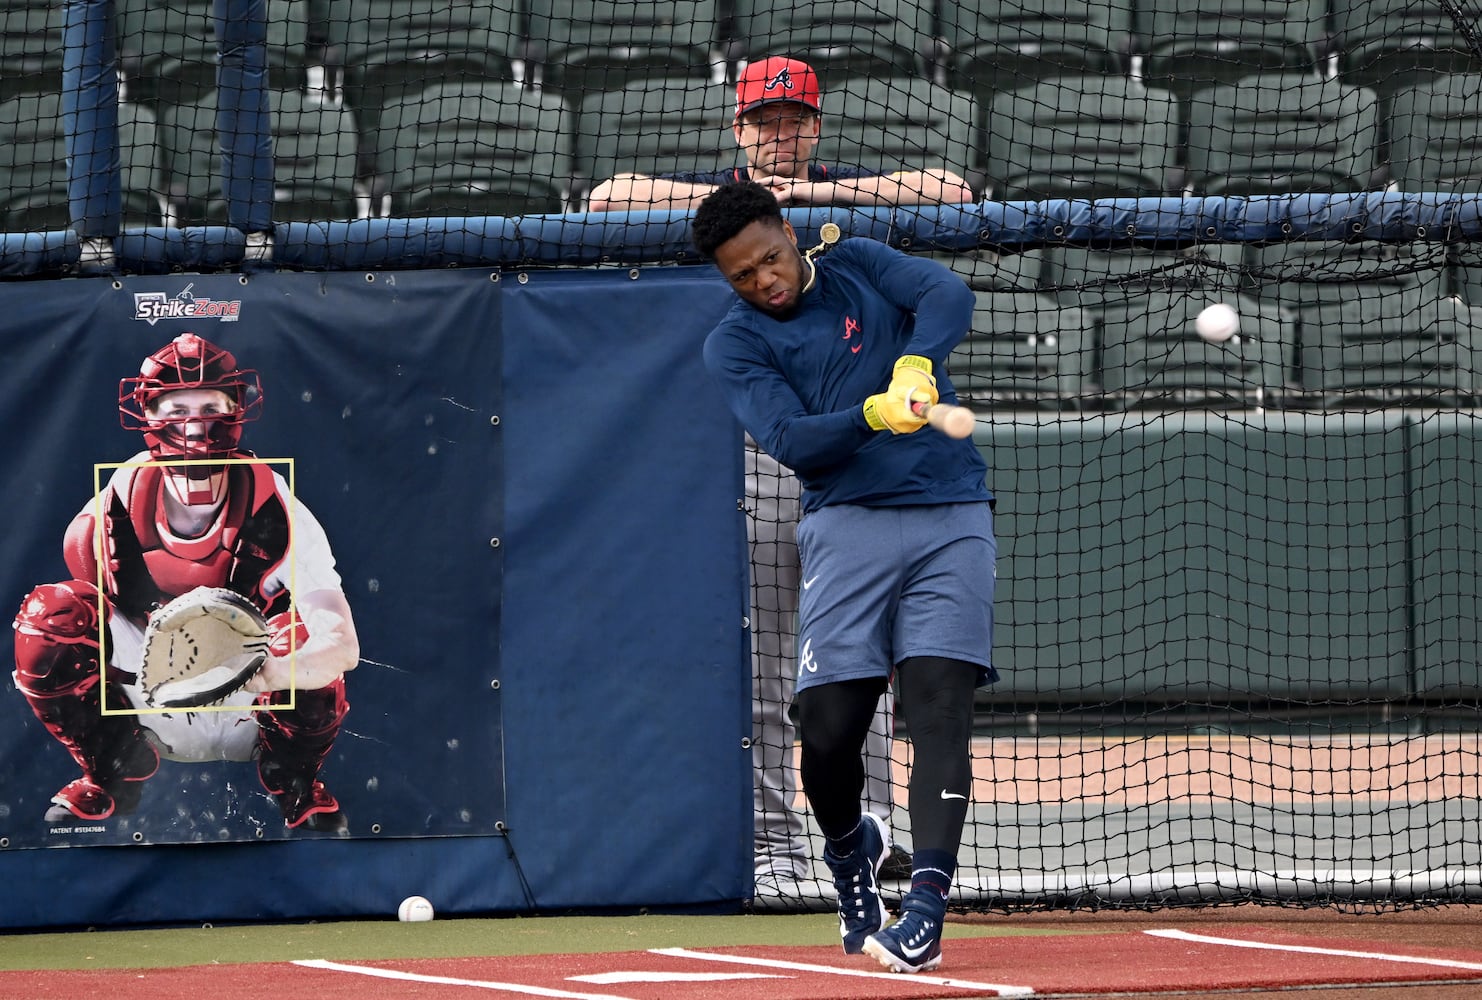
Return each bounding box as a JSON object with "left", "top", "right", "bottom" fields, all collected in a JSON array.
[{"left": 5, "top": 0, "right": 1482, "bottom": 914}]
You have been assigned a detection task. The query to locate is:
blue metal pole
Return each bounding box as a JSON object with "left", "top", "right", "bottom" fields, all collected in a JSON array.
[
  {"left": 62, "top": 0, "right": 121, "bottom": 240},
  {"left": 215, "top": 0, "right": 274, "bottom": 236}
]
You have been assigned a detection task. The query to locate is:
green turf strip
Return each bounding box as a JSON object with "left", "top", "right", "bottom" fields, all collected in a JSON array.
[{"left": 0, "top": 914, "right": 1072, "bottom": 971}]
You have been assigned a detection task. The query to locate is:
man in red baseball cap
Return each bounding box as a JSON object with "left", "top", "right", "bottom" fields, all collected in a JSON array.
[
  {"left": 587, "top": 56, "right": 973, "bottom": 211},
  {"left": 730, "top": 56, "right": 823, "bottom": 183}
]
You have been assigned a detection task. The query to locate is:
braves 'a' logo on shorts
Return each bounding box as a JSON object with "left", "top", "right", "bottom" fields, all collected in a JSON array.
[{"left": 765, "top": 66, "right": 796, "bottom": 94}]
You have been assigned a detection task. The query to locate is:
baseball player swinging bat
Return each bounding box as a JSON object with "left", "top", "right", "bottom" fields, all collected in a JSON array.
[{"left": 910, "top": 396, "right": 976, "bottom": 439}]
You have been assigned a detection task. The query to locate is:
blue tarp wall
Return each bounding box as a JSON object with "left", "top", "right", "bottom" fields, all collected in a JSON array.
[{"left": 0, "top": 266, "right": 752, "bottom": 928}]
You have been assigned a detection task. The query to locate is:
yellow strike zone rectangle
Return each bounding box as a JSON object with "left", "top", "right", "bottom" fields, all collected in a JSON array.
[{"left": 92, "top": 456, "right": 297, "bottom": 715}]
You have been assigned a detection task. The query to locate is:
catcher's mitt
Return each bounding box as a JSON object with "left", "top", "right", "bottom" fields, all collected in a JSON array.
[{"left": 139, "top": 587, "right": 270, "bottom": 708}]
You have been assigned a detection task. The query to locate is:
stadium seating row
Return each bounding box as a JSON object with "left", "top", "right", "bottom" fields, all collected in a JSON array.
[
  {"left": 943, "top": 241, "right": 1482, "bottom": 411},
  {"left": 576, "top": 68, "right": 1482, "bottom": 204},
  {"left": 0, "top": 88, "right": 359, "bottom": 229},
  {"left": 1, "top": 0, "right": 1477, "bottom": 210},
  {"left": 6, "top": 66, "right": 1482, "bottom": 229},
  {"left": 0, "top": 0, "right": 1478, "bottom": 110}
]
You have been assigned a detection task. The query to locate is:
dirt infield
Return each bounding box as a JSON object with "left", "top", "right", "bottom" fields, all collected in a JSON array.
[{"left": 963, "top": 903, "right": 1482, "bottom": 998}]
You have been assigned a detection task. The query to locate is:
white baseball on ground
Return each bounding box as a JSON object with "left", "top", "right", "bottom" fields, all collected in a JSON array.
[
  {"left": 398, "top": 895, "right": 435, "bottom": 922},
  {"left": 1195, "top": 302, "right": 1240, "bottom": 343}
]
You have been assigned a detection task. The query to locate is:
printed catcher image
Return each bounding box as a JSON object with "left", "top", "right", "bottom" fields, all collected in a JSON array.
[{"left": 11, "top": 332, "right": 361, "bottom": 836}]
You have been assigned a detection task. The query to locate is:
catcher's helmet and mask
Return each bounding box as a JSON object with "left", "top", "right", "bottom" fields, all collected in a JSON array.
[
  {"left": 118, "top": 333, "right": 263, "bottom": 505},
  {"left": 117, "top": 335, "right": 276, "bottom": 706}
]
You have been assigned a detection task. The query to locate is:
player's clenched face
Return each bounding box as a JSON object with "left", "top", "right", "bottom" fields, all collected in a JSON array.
[{"left": 713, "top": 218, "right": 807, "bottom": 317}]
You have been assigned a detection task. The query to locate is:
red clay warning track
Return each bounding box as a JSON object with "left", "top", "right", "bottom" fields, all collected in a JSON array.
[{"left": 7, "top": 924, "right": 1482, "bottom": 998}]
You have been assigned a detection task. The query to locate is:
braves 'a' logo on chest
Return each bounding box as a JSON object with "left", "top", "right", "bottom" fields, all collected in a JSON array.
[{"left": 842, "top": 315, "right": 862, "bottom": 354}]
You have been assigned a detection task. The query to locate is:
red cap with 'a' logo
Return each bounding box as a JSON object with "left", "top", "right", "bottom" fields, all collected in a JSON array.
[{"left": 734, "top": 56, "right": 822, "bottom": 121}]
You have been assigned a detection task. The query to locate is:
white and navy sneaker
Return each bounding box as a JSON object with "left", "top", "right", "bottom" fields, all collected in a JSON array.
[
  {"left": 863, "top": 903, "right": 944, "bottom": 973},
  {"left": 822, "top": 812, "right": 890, "bottom": 953}
]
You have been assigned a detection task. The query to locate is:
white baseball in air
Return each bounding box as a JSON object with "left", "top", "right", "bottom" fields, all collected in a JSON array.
[
  {"left": 398, "top": 895, "right": 435, "bottom": 922},
  {"left": 1195, "top": 302, "right": 1240, "bottom": 343}
]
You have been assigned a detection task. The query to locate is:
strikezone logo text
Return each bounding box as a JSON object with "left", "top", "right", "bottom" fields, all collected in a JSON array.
[{"left": 133, "top": 283, "right": 243, "bottom": 326}]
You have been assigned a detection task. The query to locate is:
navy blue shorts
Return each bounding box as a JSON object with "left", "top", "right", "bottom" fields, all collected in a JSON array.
[{"left": 793, "top": 501, "right": 997, "bottom": 693}]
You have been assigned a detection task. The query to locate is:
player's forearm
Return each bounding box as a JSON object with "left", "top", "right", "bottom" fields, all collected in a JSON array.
[
  {"left": 763, "top": 409, "right": 874, "bottom": 473},
  {"left": 858, "top": 242, "right": 978, "bottom": 360},
  {"left": 248, "top": 594, "right": 359, "bottom": 691},
  {"left": 830, "top": 170, "right": 976, "bottom": 206},
  {"left": 267, "top": 641, "right": 357, "bottom": 689},
  {"left": 251, "top": 633, "right": 357, "bottom": 691},
  {"left": 587, "top": 174, "right": 719, "bottom": 212},
  {"left": 908, "top": 278, "right": 977, "bottom": 362}
]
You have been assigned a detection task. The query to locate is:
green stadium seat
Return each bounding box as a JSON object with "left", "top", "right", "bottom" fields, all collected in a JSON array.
[
  {"left": 0, "top": 0, "right": 63, "bottom": 102},
  {"left": 572, "top": 78, "right": 733, "bottom": 208},
  {"left": 525, "top": 0, "right": 720, "bottom": 104},
  {"left": 376, "top": 81, "right": 570, "bottom": 218},
  {"left": 813, "top": 76, "right": 977, "bottom": 198},
  {"left": 1097, "top": 291, "right": 1295, "bottom": 408},
  {"left": 1235, "top": 240, "right": 1475, "bottom": 406},
  {"left": 116, "top": 0, "right": 313, "bottom": 108},
  {"left": 1332, "top": 0, "right": 1482, "bottom": 99},
  {"left": 948, "top": 290, "right": 1093, "bottom": 408},
  {"left": 939, "top": 0, "right": 1131, "bottom": 101},
  {"left": 1042, "top": 244, "right": 1247, "bottom": 378},
  {"left": 1132, "top": 0, "right": 1327, "bottom": 99},
  {"left": 1388, "top": 74, "right": 1482, "bottom": 307},
  {"left": 158, "top": 88, "right": 360, "bottom": 225},
  {"left": 0, "top": 93, "right": 162, "bottom": 232},
  {"left": 1387, "top": 72, "right": 1482, "bottom": 194},
  {"left": 156, "top": 96, "right": 216, "bottom": 225},
  {"left": 727, "top": 0, "right": 934, "bottom": 90},
  {"left": 933, "top": 249, "right": 1047, "bottom": 292},
  {"left": 267, "top": 88, "right": 360, "bottom": 222},
  {"left": 117, "top": 101, "right": 164, "bottom": 227},
  {"left": 1243, "top": 240, "right": 1449, "bottom": 315},
  {"left": 1184, "top": 73, "right": 1384, "bottom": 195},
  {"left": 321, "top": 0, "right": 516, "bottom": 98},
  {"left": 984, "top": 75, "right": 1179, "bottom": 199},
  {"left": 1302, "top": 297, "right": 1482, "bottom": 406},
  {"left": 318, "top": 0, "right": 518, "bottom": 181},
  {"left": 1046, "top": 245, "right": 1245, "bottom": 303}
]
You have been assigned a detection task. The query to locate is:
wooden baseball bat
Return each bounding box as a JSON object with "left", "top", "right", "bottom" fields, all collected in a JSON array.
[{"left": 910, "top": 398, "right": 976, "bottom": 438}]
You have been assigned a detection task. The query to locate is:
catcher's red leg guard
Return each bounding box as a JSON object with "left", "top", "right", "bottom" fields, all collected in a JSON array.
[
  {"left": 13, "top": 582, "right": 159, "bottom": 822},
  {"left": 256, "top": 677, "right": 349, "bottom": 835}
]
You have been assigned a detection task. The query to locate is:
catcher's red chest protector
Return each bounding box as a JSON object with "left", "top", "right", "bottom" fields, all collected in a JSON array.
[{"left": 65, "top": 461, "right": 290, "bottom": 612}]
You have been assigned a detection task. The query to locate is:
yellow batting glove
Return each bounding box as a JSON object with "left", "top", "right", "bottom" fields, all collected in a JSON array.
[
  {"left": 889, "top": 355, "right": 938, "bottom": 409},
  {"left": 863, "top": 392, "right": 928, "bottom": 434}
]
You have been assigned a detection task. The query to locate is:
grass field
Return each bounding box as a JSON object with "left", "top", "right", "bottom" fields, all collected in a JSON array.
[{"left": 0, "top": 912, "right": 1099, "bottom": 970}]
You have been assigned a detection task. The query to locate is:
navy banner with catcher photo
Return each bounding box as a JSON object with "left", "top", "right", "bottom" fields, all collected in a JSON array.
[{"left": 0, "top": 270, "right": 505, "bottom": 847}]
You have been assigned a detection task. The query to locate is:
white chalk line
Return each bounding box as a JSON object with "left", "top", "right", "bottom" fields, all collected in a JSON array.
[
  {"left": 292, "top": 958, "right": 640, "bottom": 999},
  {"left": 650, "top": 946, "right": 1036, "bottom": 995},
  {"left": 1145, "top": 928, "right": 1482, "bottom": 971}
]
